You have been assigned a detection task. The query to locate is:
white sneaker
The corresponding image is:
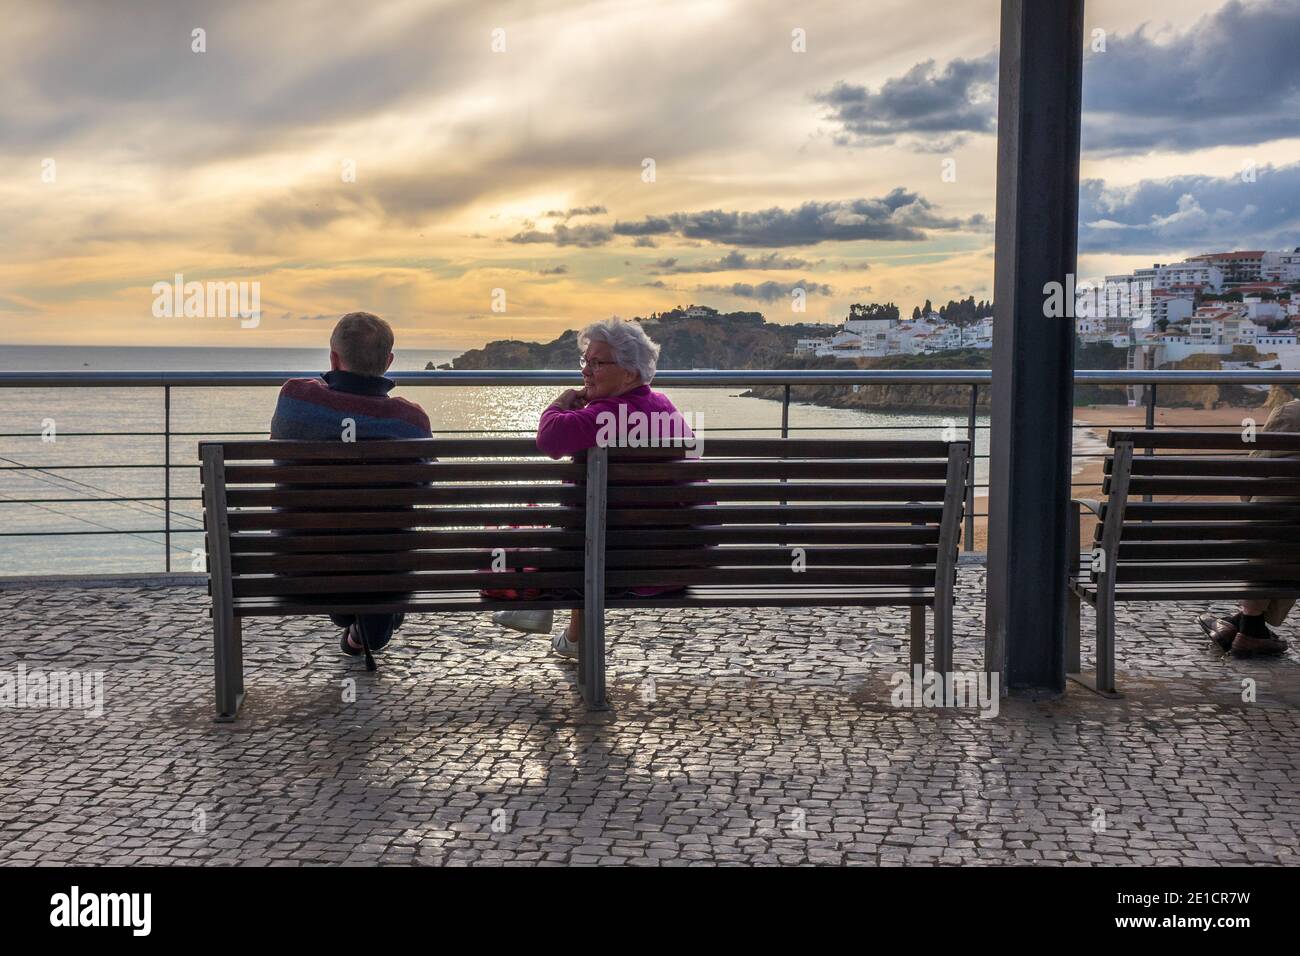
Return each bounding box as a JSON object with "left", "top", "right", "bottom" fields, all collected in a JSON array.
[{"left": 551, "top": 631, "right": 578, "bottom": 660}]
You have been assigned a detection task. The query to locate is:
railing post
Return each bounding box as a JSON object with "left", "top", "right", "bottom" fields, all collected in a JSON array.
[
  {"left": 1143, "top": 382, "right": 1156, "bottom": 505},
  {"left": 781, "top": 384, "right": 790, "bottom": 438},
  {"left": 164, "top": 384, "right": 172, "bottom": 572},
  {"left": 965, "top": 383, "right": 977, "bottom": 551}
]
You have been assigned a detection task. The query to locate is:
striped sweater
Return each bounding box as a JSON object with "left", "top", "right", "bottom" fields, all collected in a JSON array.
[{"left": 269, "top": 370, "right": 432, "bottom": 441}]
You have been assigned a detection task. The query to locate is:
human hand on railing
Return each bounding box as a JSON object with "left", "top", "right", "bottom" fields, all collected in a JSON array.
[{"left": 551, "top": 387, "right": 589, "bottom": 411}]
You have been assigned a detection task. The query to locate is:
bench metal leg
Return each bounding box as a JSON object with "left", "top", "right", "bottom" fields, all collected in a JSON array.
[
  {"left": 1067, "top": 593, "right": 1122, "bottom": 699},
  {"left": 1095, "top": 594, "right": 1116, "bottom": 695},
  {"left": 579, "top": 607, "right": 608, "bottom": 711},
  {"left": 213, "top": 613, "right": 245, "bottom": 722},
  {"left": 933, "top": 598, "right": 954, "bottom": 675},
  {"left": 909, "top": 606, "right": 926, "bottom": 673},
  {"left": 1066, "top": 589, "right": 1081, "bottom": 675}
]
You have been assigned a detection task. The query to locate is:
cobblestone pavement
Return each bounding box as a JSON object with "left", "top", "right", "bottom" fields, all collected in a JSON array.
[{"left": 2, "top": 567, "right": 1298, "bottom": 866}]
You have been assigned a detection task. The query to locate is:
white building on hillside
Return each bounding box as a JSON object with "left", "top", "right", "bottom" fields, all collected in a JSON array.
[
  {"left": 1156, "top": 261, "right": 1225, "bottom": 292},
  {"left": 1263, "top": 249, "right": 1300, "bottom": 284}
]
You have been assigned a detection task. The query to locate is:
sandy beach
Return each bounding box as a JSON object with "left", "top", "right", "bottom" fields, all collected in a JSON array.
[{"left": 967, "top": 402, "right": 1273, "bottom": 552}]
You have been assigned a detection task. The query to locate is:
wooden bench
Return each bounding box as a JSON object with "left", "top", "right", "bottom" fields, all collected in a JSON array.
[
  {"left": 1068, "top": 428, "right": 1300, "bottom": 696},
  {"left": 200, "top": 437, "right": 970, "bottom": 718}
]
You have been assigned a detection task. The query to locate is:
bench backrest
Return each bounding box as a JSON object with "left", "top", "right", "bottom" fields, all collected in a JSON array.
[
  {"left": 200, "top": 439, "right": 593, "bottom": 612},
  {"left": 201, "top": 437, "right": 971, "bottom": 610},
  {"left": 602, "top": 438, "right": 970, "bottom": 594},
  {"left": 1098, "top": 429, "right": 1300, "bottom": 588}
]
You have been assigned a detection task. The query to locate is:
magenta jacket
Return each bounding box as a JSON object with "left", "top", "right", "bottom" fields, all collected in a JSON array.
[
  {"left": 536, "top": 384, "right": 695, "bottom": 458},
  {"left": 536, "top": 384, "right": 699, "bottom": 596}
]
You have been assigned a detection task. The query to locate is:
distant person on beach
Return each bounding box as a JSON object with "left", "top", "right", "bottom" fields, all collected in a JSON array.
[
  {"left": 270, "top": 312, "right": 432, "bottom": 660},
  {"left": 1196, "top": 396, "right": 1300, "bottom": 656},
  {"left": 526, "top": 317, "right": 699, "bottom": 660}
]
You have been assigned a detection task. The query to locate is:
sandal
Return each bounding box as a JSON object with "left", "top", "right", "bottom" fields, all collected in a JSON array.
[{"left": 339, "top": 623, "right": 378, "bottom": 671}]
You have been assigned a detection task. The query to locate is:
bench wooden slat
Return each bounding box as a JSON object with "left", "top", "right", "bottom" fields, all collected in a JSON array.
[
  {"left": 225, "top": 485, "right": 584, "bottom": 507},
  {"left": 207, "top": 438, "right": 541, "bottom": 459},
  {"left": 1073, "top": 580, "right": 1300, "bottom": 602},
  {"left": 223, "top": 462, "right": 584, "bottom": 484},
  {"left": 1122, "top": 456, "right": 1300, "bottom": 477},
  {"left": 1110, "top": 522, "right": 1300, "bottom": 542},
  {"left": 232, "top": 591, "right": 585, "bottom": 615},
  {"left": 604, "top": 586, "right": 936, "bottom": 608},
  {"left": 605, "top": 525, "right": 943, "bottom": 547},
  {"left": 605, "top": 460, "right": 949, "bottom": 481},
  {"left": 1116, "top": 502, "right": 1300, "bottom": 521},
  {"left": 1114, "top": 561, "right": 1300, "bottom": 584},
  {"left": 228, "top": 585, "right": 937, "bottom": 616},
  {"left": 226, "top": 506, "right": 584, "bottom": 531},
  {"left": 603, "top": 567, "right": 935, "bottom": 588},
  {"left": 606, "top": 439, "right": 951, "bottom": 458},
  {"left": 1120, "top": 477, "right": 1300, "bottom": 497},
  {"left": 1108, "top": 430, "right": 1300, "bottom": 451},
  {"left": 602, "top": 545, "right": 939, "bottom": 569},
  {"left": 228, "top": 529, "right": 585, "bottom": 554},
  {"left": 605, "top": 482, "right": 947, "bottom": 504},
  {"left": 232, "top": 549, "right": 584, "bottom": 574},
  {"left": 231, "top": 569, "right": 585, "bottom": 597},
  {"left": 1119, "top": 540, "right": 1300, "bottom": 560},
  {"left": 606, "top": 504, "right": 944, "bottom": 525}
]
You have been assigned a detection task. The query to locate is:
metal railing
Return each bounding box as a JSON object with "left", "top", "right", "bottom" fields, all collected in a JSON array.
[{"left": 2, "top": 367, "right": 1298, "bottom": 573}]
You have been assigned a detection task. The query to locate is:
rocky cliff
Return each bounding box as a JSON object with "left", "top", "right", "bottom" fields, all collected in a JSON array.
[{"left": 441, "top": 309, "right": 837, "bottom": 371}]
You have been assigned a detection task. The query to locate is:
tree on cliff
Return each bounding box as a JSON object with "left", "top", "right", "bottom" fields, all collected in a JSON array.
[{"left": 848, "top": 302, "right": 899, "bottom": 322}]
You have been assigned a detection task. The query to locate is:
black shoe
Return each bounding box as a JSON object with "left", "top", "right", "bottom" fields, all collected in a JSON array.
[
  {"left": 1196, "top": 612, "right": 1237, "bottom": 651},
  {"left": 1231, "top": 614, "right": 1287, "bottom": 655}
]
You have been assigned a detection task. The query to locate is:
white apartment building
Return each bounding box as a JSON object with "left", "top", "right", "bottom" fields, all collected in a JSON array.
[
  {"left": 1263, "top": 249, "right": 1300, "bottom": 284},
  {"left": 1257, "top": 330, "right": 1298, "bottom": 347},
  {"left": 794, "top": 337, "right": 833, "bottom": 355},
  {"left": 1155, "top": 261, "right": 1225, "bottom": 292},
  {"left": 1185, "top": 251, "right": 1266, "bottom": 285},
  {"left": 1150, "top": 293, "right": 1194, "bottom": 328},
  {"left": 843, "top": 316, "right": 894, "bottom": 338}
]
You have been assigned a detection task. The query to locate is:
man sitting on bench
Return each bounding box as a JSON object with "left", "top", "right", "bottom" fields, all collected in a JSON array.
[
  {"left": 269, "top": 311, "right": 432, "bottom": 658},
  {"left": 1197, "top": 396, "right": 1299, "bottom": 656}
]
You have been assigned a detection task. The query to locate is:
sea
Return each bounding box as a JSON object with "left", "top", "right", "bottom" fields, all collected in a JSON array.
[{"left": 0, "top": 345, "right": 992, "bottom": 575}]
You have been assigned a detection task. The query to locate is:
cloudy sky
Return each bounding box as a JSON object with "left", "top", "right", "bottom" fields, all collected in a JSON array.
[{"left": 1, "top": 0, "right": 1297, "bottom": 350}]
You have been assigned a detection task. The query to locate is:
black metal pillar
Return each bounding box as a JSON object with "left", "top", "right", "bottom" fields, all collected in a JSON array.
[{"left": 985, "top": 0, "right": 1085, "bottom": 694}]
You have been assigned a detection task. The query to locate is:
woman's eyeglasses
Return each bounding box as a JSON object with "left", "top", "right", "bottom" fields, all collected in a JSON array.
[{"left": 580, "top": 357, "right": 619, "bottom": 371}]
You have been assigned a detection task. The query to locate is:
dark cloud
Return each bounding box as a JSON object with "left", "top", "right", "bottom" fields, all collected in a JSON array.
[
  {"left": 537, "top": 264, "right": 569, "bottom": 275},
  {"left": 632, "top": 237, "right": 658, "bottom": 248},
  {"left": 1081, "top": 0, "right": 1300, "bottom": 154},
  {"left": 650, "top": 250, "right": 812, "bottom": 273},
  {"left": 0, "top": 1, "right": 485, "bottom": 162},
  {"left": 642, "top": 280, "right": 667, "bottom": 288},
  {"left": 543, "top": 205, "right": 607, "bottom": 218},
  {"left": 507, "top": 223, "right": 614, "bottom": 247},
  {"left": 812, "top": 54, "right": 997, "bottom": 147},
  {"left": 1078, "top": 161, "right": 1300, "bottom": 254},
  {"left": 614, "top": 191, "right": 973, "bottom": 247},
  {"left": 696, "top": 279, "right": 833, "bottom": 302},
  {"left": 816, "top": 1, "right": 1300, "bottom": 155}
]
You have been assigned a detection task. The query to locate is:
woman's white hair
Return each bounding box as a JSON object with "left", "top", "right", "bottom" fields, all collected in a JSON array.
[{"left": 578, "top": 317, "right": 661, "bottom": 384}]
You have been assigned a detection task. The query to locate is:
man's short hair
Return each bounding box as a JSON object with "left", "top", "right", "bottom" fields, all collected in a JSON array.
[{"left": 330, "top": 312, "right": 394, "bottom": 377}]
